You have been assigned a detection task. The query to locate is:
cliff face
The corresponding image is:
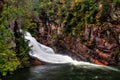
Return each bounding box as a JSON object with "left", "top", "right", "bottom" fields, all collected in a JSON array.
[
  {"left": 36, "top": 1, "right": 120, "bottom": 66},
  {"left": 84, "top": 23, "right": 120, "bottom": 65},
  {"left": 7, "top": 0, "right": 120, "bottom": 66},
  {"left": 37, "top": 23, "right": 120, "bottom": 66}
]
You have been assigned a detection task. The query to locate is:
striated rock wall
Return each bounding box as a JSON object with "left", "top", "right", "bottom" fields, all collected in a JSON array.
[
  {"left": 16, "top": 0, "right": 119, "bottom": 66},
  {"left": 36, "top": 2, "right": 120, "bottom": 66},
  {"left": 38, "top": 22, "right": 120, "bottom": 66},
  {"left": 83, "top": 23, "right": 120, "bottom": 65}
]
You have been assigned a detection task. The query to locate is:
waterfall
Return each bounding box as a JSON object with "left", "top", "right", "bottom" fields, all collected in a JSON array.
[
  {"left": 23, "top": 31, "right": 119, "bottom": 71},
  {"left": 24, "top": 31, "right": 102, "bottom": 66},
  {"left": 24, "top": 31, "right": 91, "bottom": 64},
  {"left": 23, "top": 31, "right": 101, "bottom": 65},
  {"left": 24, "top": 32, "right": 74, "bottom": 64}
]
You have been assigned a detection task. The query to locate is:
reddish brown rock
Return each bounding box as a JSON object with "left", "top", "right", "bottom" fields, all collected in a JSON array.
[
  {"left": 89, "top": 57, "right": 107, "bottom": 66},
  {"left": 37, "top": 20, "right": 120, "bottom": 66},
  {"left": 30, "top": 57, "right": 45, "bottom": 66}
]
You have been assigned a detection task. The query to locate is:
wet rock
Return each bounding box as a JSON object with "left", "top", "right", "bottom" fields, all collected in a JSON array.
[
  {"left": 76, "top": 42, "right": 88, "bottom": 53},
  {"left": 36, "top": 15, "right": 120, "bottom": 66},
  {"left": 95, "top": 49, "right": 112, "bottom": 60},
  {"left": 89, "top": 57, "right": 108, "bottom": 66},
  {"left": 30, "top": 57, "right": 45, "bottom": 66}
]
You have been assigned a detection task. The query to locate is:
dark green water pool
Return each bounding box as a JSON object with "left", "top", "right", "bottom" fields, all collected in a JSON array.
[{"left": 5, "top": 64, "right": 120, "bottom": 80}]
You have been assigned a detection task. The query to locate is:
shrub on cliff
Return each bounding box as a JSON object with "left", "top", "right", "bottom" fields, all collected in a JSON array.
[{"left": 0, "top": 0, "right": 31, "bottom": 77}]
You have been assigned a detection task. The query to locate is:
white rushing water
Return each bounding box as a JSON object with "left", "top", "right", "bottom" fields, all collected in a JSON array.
[
  {"left": 24, "top": 31, "right": 120, "bottom": 71},
  {"left": 24, "top": 31, "right": 94, "bottom": 65},
  {"left": 24, "top": 32, "right": 74, "bottom": 64}
]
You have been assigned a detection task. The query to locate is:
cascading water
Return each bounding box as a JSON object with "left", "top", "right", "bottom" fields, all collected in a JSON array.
[
  {"left": 24, "top": 31, "right": 119, "bottom": 71},
  {"left": 24, "top": 32, "right": 74, "bottom": 64},
  {"left": 24, "top": 31, "right": 95, "bottom": 65}
]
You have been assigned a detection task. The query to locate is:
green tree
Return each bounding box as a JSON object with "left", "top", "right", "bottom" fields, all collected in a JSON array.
[
  {"left": 0, "top": 0, "right": 31, "bottom": 77},
  {"left": 0, "top": 0, "right": 20, "bottom": 76}
]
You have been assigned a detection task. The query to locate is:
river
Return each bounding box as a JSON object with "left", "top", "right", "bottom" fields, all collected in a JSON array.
[{"left": 5, "top": 64, "right": 120, "bottom": 80}]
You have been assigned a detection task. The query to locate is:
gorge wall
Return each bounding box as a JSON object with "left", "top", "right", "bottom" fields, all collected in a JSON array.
[
  {"left": 33, "top": 0, "right": 120, "bottom": 66},
  {"left": 7, "top": 0, "right": 120, "bottom": 66}
]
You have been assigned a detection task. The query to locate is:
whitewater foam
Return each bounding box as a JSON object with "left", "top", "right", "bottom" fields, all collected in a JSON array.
[{"left": 24, "top": 31, "right": 119, "bottom": 71}]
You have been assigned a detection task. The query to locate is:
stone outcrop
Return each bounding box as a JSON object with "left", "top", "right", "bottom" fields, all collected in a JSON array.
[{"left": 37, "top": 21, "right": 120, "bottom": 66}]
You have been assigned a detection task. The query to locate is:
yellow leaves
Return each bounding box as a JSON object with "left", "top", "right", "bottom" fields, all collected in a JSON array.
[
  {"left": 74, "top": 0, "right": 84, "bottom": 3},
  {"left": 48, "top": 1, "right": 52, "bottom": 5}
]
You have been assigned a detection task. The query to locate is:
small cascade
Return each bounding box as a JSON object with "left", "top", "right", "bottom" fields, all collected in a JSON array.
[
  {"left": 24, "top": 31, "right": 120, "bottom": 71},
  {"left": 24, "top": 31, "right": 95, "bottom": 65},
  {"left": 24, "top": 32, "right": 73, "bottom": 64}
]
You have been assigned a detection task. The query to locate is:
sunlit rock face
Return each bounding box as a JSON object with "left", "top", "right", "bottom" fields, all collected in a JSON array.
[
  {"left": 37, "top": 21, "right": 120, "bottom": 66},
  {"left": 32, "top": 1, "right": 120, "bottom": 66},
  {"left": 82, "top": 23, "right": 120, "bottom": 65}
]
